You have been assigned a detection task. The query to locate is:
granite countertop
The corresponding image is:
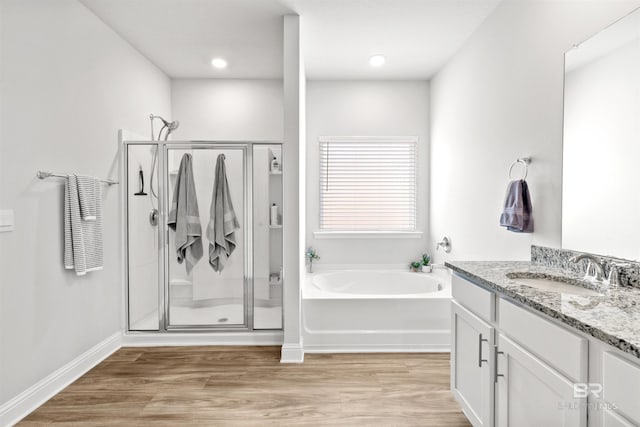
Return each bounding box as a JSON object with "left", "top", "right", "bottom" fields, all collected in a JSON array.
[{"left": 445, "top": 260, "right": 640, "bottom": 360}]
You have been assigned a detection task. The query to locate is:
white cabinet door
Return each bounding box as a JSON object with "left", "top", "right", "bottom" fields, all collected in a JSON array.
[
  {"left": 451, "top": 301, "right": 494, "bottom": 427},
  {"left": 496, "top": 334, "right": 586, "bottom": 427},
  {"left": 603, "top": 409, "right": 636, "bottom": 427},
  {"left": 602, "top": 351, "right": 640, "bottom": 425}
]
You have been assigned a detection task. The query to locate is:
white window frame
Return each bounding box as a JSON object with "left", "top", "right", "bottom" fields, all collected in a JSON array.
[{"left": 314, "top": 136, "right": 422, "bottom": 239}]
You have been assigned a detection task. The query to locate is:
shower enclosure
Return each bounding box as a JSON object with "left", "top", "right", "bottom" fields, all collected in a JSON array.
[{"left": 125, "top": 141, "right": 283, "bottom": 332}]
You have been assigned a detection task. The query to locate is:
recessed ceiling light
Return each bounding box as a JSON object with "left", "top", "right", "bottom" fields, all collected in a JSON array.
[
  {"left": 211, "top": 58, "right": 228, "bottom": 69},
  {"left": 369, "top": 54, "right": 385, "bottom": 67}
]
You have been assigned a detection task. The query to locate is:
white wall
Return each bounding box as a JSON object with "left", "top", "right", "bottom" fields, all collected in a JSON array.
[
  {"left": 305, "top": 81, "right": 430, "bottom": 265},
  {"left": 281, "top": 15, "right": 304, "bottom": 363},
  {"left": 0, "top": 0, "right": 171, "bottom": 405},
  {"left": 429, "top": 0, "right": 640, "bottom": 263},
  {"left": 171, "top": 79, "right": 283, "bottom": 141}
]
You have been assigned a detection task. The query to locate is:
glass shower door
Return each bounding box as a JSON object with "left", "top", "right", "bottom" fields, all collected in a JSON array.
[
  {"left": 165, "top": 145, "right": 249, "bottom": 329},
  {"left": 126, "top": 144, "right": 161, "bottom": 331}
]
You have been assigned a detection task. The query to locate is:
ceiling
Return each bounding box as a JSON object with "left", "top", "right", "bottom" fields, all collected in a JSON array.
[
  {"left": 287, "top": 0, "right": 501, "bottom": 79},
  {"left": 80, "top": 0, "right": 290, "bottom": 79},
  {"left": 81, "top": 0, "right": 501, "bottom": 80},
  {"left": 565, "top": 6, "right": 640, "bottom": 73}
]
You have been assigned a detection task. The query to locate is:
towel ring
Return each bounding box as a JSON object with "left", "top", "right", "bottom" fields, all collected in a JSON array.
[{"left": 508, "top": 158, "right": 530, "bottom": 180}]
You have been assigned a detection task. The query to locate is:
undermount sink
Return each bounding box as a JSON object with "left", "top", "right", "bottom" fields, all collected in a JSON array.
[{"left": 505, "top": 273, "right": 604, "bottom": 297}]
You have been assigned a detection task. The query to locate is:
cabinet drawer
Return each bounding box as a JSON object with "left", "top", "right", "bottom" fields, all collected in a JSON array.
[
  {"left": 452, "top": 274, "right": 494, "bottom": 322},
  {"left": 603, "top": 352, "right": 640, "bottom": 424},
  {"left": 498, "top": 298, "right": 587, "bottom": 382}
]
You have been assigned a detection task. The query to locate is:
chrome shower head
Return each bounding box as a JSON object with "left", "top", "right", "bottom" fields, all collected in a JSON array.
[
  {"left": 162, "top": 120, "right": 179, "bottom": 140},
  {"left": 166, "top": 120, "right": 180, "bottom": 132},
  {"left": 149, "top": 114, "right": 179, "bottom": 141}
]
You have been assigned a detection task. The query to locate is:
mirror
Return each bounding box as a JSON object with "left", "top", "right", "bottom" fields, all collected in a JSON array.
[{"left": 562, "top": 8, "right": 640, "bottom": 261}]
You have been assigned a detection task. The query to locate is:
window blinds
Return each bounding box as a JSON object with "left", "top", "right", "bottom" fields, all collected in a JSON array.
[{"left": 319, "top": 138, "right": 417, "bottom": 231}]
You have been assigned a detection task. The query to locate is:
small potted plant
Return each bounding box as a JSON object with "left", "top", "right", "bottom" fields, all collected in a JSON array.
[
  {"left": 421, "top": 253, "right": 432, "bottom": 273},
  {"left": 306, "top": 247, "right": 320, "bottom": 273},
  {"left": 410, "top": 261, "right": 422, "bottom": 272}
]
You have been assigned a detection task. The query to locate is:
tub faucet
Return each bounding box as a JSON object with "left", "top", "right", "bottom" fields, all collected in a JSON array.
[
  {"left": 568, "top": 254, "right": 604, "bottom": 283},
  {"left": 436, "top": 236, "right": 451, "bottom": 253},
  {"left": 306, "top": 247, "right": 320, "bottom": 274}
]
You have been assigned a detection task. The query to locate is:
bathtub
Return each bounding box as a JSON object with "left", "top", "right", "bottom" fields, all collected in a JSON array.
[{"left": 302, "top": 267, "right": 452, "bottom": 353}]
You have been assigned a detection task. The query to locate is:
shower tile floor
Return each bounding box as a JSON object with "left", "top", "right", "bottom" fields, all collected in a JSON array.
[{"left": 19, "top": 347, "right": 471, "bottom": 426}]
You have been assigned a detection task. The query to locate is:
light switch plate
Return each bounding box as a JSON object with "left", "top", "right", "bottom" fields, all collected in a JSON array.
[{"left": 0, "top": 210, "right": 15, "bottom": 232}]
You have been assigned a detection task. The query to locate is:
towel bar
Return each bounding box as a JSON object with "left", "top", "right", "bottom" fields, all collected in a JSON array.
[{"left": 37, "top": 171, "right": 118, "bottom": 185}]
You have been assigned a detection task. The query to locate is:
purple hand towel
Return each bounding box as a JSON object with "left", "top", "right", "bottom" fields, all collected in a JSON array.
[{"left": 499, "top": 180, "right": 533, "bottom": 233}]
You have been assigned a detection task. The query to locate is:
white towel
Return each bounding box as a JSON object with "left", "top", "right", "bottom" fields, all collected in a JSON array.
[
  {"left": 64, "top": 175, "right": 104, "bottom": 275},
  {"left": 76, "top": 175, "right": 98, "bottom": 220}
]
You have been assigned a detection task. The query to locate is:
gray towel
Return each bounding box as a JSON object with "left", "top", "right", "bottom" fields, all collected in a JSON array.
[
  {"left": 64, "top": 175, "right": 104, "bottom": 275},
  {"left": 168, "top": 154, "right": 203, "bottom": 274},
  {"left": 207, "top": 154, "right": 240, "bottom": 272},
  {"left": 499, "top": 179, "right": 533, "bottom": 233}
]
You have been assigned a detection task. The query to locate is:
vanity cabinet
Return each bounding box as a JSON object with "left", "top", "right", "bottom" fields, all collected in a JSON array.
[
  {"left": 451, "top": 301, "right": 494, "bottom": 427},
  {"left": 451, "top": 274, "right": 588, "bottom": 427}
]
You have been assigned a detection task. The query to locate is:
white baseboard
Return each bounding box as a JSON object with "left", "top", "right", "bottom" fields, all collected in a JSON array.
[
  {"left": 0, "top": 332, "right": 122, "bottom": 427},
  {"left": 122, "top": 331, "right": 283, "bottom": 347},
  {"left": 304, "top": 344, "right": 451, "bottom": 353},
  {"left": 302, "top": 327, "right": 451, "bottom": 354},
  {"left": 280, "top": 344, "right": 304, "bottom": 363}
]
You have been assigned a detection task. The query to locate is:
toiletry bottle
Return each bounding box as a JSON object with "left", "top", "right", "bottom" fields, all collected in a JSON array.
[
  {"left": 270, "top": 203, "right": 279, "bottom": 226},
  {"left": 271, "top": 157, "right": 280, "bottom": 172}
]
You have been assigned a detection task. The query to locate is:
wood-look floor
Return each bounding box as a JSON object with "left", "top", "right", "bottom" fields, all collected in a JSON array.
[{"left": 19, "top": 347, "right": 470, "bottom": 426}]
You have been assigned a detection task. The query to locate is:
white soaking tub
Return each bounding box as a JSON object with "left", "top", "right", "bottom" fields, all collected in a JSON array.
[{"left": 302, "top": 267, "right": 452, "bottom": 353}]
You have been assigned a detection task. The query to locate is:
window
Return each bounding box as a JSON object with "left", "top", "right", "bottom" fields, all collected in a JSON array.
[{"left": 319, "top": 137, "right": 417, "bottom": 233}]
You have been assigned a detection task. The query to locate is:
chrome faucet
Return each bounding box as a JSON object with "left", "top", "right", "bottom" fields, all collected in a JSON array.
[
  {"left": 607, "top": 262, "right": 630, "bottom": 286},
  {"left": 568, "top": 254, "right": 605, "bottom": 283}
]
